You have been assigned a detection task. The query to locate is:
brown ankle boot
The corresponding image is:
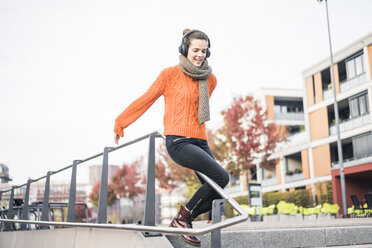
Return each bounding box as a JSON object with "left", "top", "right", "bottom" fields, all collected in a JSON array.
[{"left": 170, "top": 205, "right": 201, "bottom": 247}]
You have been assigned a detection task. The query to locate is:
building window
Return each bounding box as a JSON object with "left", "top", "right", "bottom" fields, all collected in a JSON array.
[
  {"left": 359, "top": 95, "right": 368, "bottom": 115},
  {"left": 274, "top": 105, "right": 281, "bottom": 114},
  {"left": 273, "top": 99, "right": 303, "bottom": 114},
  {"left": 346, "top": 52, "right": 364, "bottom": 80},
  {"left": 352, "top": 132, "right": 372, "bottom": 159},
  {"left": 312, "top": 75, "right": 316, "bottom": 103},
  {"left": 321, "top": 67, "right": 331, "bottom": 91},
  {"left": 349, "top": 93, "right": 369, "bottom": 118},
  {"left": 281, "top": 106, "right": 288, "bottom": 113},
  {"left": 338, "top": 60, "right": 347, "bottom": 83}
]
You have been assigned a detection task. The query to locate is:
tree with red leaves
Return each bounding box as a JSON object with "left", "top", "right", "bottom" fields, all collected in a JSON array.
[
  {"left": 220, "top": 95, "right": 285, "bottom": 179},
  {"left": 75, "top": 197, "right": 92, "bottom": 222},
  {"left": 89, "top": 159, "right": 145, "bottom": 207},
  {"left": 110, "top": 158, "right": 146, "bottom": 199},
  {"left": 89, "top": 180, "right": 117, "bottom": 207},
  {"left": 155, "top": 144, "right": 178, "bottom": 191}
]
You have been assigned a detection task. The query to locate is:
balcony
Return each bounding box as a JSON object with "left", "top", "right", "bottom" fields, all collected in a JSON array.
[
  {"left": 340, "top": 73, "right": 366, "bottom": 93},
  {"left": 287, "top": 131, "right": 307, "bottom": 147},
  {"left": 332, "top": 153, "right": 372, "bottom": 169},
  {"left": 274, "top": 112, "right": 304, "bottom": 121},
  {"left": 285, "top": 172, "right": 304, "bottom": 183},
  {"left": 322, "top": 73, "right": 366, "bottom": 101},
  {"left": 323, "top": 87, "right": 333, "bottom": 100},
  {"left": 329, "top": 114, "right": 370, "bottom": 136},
  {"left": 261, "top": 177, "right": 278, "bottom": 187}
]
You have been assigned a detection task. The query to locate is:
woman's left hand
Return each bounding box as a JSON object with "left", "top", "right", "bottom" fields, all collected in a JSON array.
[{"left": 114, "top": 134, "right": 120, "bottom": 145}]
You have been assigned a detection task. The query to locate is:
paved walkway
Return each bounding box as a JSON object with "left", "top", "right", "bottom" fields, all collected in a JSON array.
[
  {"left": 219, "top": 217, "right": 372, "bottom": 231},
  {"left": 167, "top": 217, "right": 372, "bottom": 248}
]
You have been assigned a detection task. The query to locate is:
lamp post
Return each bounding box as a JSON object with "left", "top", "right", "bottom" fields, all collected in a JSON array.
[{"left": 317, "top": 0, "right": 347, "bottom": 217}]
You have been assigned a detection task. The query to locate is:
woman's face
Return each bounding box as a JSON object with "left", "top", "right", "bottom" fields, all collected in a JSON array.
[{"left": 187, "top": 39, "right": 208, "bottom": 67}]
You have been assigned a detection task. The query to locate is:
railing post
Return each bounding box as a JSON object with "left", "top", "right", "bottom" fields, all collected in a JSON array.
[
  {"left": 144, "top": 133, "right": 156, "bottom": 227},
  {"left": 211, "top": 199, "right": 226, "bottom": 248},
  {"left": 4, "top": 186, "right": 15, "bottom": 231},
  {"left": 97, "top": 147, "right": 114, "bottom": 224},
  {"left": 85, "top": 204, "right": 89, "bottom": 223},
  {"left": 41, "top": 171, "right": 51, "bottom": 228},
  {"left": 21, "top": 179, "right": 32, "bottom": 230},
  {"left": 67, "top": 160, "right": 81, "bottom": 222},
  {"left": 143, "top": 133, "right": 162, "bottom": 237}
]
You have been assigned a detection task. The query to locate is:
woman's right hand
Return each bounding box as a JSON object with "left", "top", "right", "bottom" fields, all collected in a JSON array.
[{"left": 114, "top": 134, "right": 120, "bottom": 145}]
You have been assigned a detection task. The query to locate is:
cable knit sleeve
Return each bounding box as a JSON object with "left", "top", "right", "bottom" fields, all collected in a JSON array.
[
  {"left": 208, "top": 73, "right": 217, "bottom": 98},
  {"left": 114, "top": 69, "right": 167, "bottom": 137}
]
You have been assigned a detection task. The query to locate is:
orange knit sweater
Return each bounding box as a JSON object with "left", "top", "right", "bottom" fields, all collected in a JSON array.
[{"left": 114, "top": 65, "right": 217, "bottom": 140}]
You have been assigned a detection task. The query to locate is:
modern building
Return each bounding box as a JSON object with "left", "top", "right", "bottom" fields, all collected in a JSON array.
[
  {"left": 302, "top": 32, "right": 372, "bottom": 213},
  {"left": 0, "top": 181, "right": 89, "bottom": 208},
  {"left": 224, "top": 32, "right": 372, "bottom": 215},
  {"left": 0, "top": 164, "right": 12, "bottom": 184},
  {"left": 256, "top": 88, "right": 307, "bottom": 193}
]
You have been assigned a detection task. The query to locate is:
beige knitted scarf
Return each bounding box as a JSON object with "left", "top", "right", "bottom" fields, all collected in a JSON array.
[{"left": 179, "top": 55, "right": 212, "bottom": 124}]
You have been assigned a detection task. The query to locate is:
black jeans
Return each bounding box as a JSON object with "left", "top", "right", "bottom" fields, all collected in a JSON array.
[{"left": 165, "top": 135, "right": 229, "bottom": 219}]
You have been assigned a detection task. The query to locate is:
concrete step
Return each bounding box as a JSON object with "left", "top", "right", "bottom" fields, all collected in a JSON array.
[
  {"left": 166, "top": 218, "right": 372, "bottom": 248},
  {"left": 0, "top": 227, "right": 173, "bottom": 248}
]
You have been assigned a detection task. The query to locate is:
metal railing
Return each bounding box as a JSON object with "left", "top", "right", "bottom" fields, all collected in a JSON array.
[
  {"left": 0, "top": 131, "right": 248, "bottom": 247},
  {"left": 340, "top": 73, "right": 366, "bottom": 93},
  {"left": 329, "top": 113, "right": 370, "bottom": 136},
  {"left": 274, "top": 112, "right": 304, "bottom": 121}
]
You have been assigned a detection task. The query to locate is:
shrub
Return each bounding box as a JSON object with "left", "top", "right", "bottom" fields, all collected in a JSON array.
[{"left": 262, "top": 190, "right": 313, "bottom": 207}]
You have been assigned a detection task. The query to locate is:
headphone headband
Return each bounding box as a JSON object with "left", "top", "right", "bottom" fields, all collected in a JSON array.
[
  {"left": 182, "top": 30, "right": 211, "bottom": 48},
  {"left": 179, "top": 29, "right": 211, "bottom": 58}
]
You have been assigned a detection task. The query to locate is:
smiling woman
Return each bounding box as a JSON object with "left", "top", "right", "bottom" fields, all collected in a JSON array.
[
  {"left": 113, "top": 29, "right": 229, "bottom": 247},
  {"left": 179, "top": 28, "right": 211, "bottom": 66},
  {"left": 187, "top": 39, "right": 208, "bottom": 66}
]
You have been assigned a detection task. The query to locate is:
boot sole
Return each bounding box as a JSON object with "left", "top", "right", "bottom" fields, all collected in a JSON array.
[{"left": 179, "top": 235, "right": 201, "bottom": 247}]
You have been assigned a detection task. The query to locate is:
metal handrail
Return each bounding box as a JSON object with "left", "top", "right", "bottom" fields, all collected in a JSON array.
[
  {"left": 0, "top": 132, "right": 160, "bottom": 193},
  {"left": 1, "top": 190, "right": 247, "bottom": 236},
  {"left": 1, "top": 195, "right": 247, "bottom": 236},
  {"left": 0, "top": 130, "right": 248, "bottom": 236}
]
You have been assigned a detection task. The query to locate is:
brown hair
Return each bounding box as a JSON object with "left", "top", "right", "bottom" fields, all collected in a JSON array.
[{"left": 182, "top": 29, "right": 210, "bottom": 47}]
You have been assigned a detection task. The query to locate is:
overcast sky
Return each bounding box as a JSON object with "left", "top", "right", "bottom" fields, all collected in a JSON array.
[{"left": 1, "top": 0, "right": 372, "bottom": 185}]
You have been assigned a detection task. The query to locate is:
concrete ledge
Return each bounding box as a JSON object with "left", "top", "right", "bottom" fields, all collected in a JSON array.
[
  {"left": 326, "top": 226, "right": 372, "bottom": 247},
  {"left": 167, "top": 219, "right": 372, "bottom": 248},
  {"left": 2, "top": 219, "right": 372, "bottom": 248},
  {"left": 0, "top": 227, "right": 173, "bottom": 248},
  {"left": 168, "top": 226, "right": 372, "bottom": 248}
]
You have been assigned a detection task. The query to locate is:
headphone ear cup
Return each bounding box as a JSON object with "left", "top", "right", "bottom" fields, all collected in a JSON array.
[
  {"left": 178, "top": 44, "right": 183, "bottom": 55},
  {"left": 206, "top": 48, "right": 211, "bottom": 58},
  {"left": 179, "top": 43, "right": 188, "bottom": 57}
]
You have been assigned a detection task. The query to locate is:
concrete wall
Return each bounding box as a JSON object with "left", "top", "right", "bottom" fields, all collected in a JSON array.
[
  {"left": 306, "top": 76, "right": 314, "bottom": 106},
  {"left": 0, "top": 228, "right": 173, "bottom": 248},
  {"left": 309, "top": 107, "right": 329, "bottom": 141},
  {"left": 301, "top": 149, "right": 310, "bottom": 179},
  {"left": 314, "top": 72, "right": 323, "bottom": 103},
  {"left": 287, "top": 157, "right": 302, "bottom": 171},
  {"left": 312, "top": 144, "right": 331, "bottom": 177},
  {"left": 369, "top": 45, "right": 372, "bottom": 80},
  {"left": 265, "top": 95, "right": 274, "bottom": 120}
]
